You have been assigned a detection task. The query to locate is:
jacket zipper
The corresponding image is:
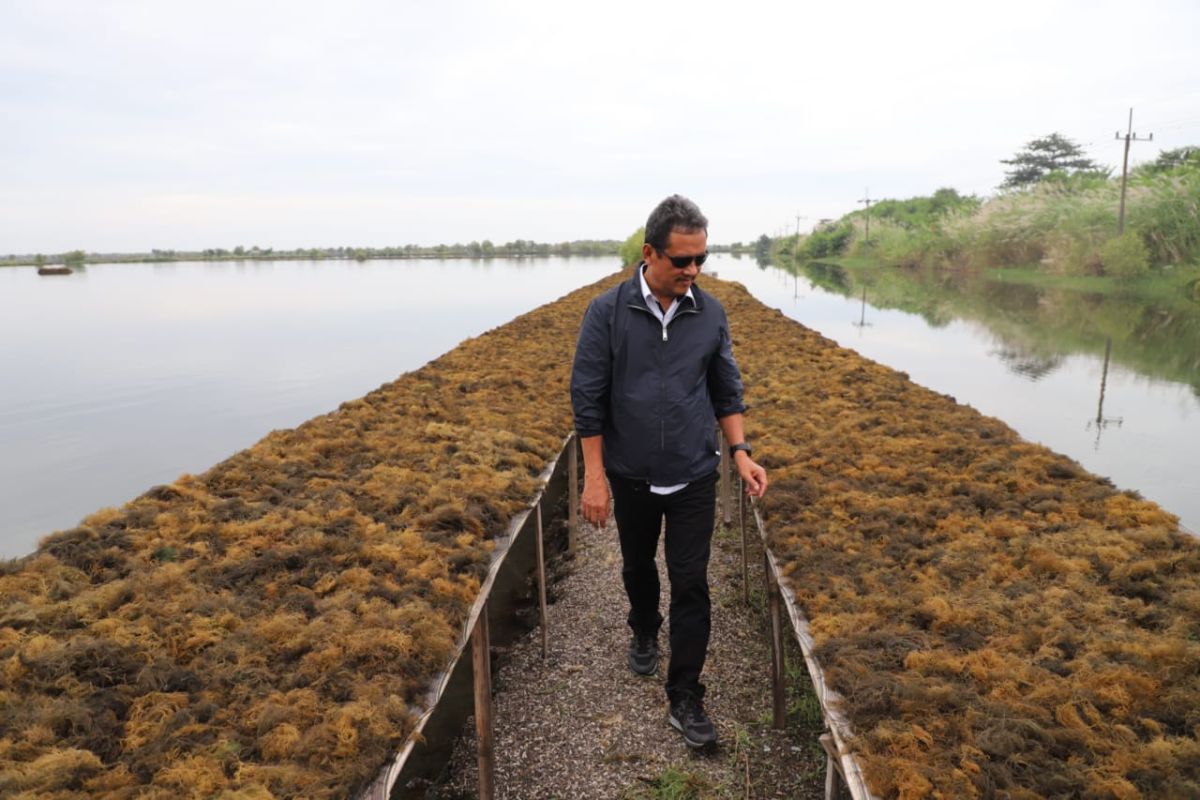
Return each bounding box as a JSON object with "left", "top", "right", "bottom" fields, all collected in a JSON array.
[
  {"left": 669, "top": 306, "right": 700, "bottom": 333},
  {"left": 629, "top": 304, "right": 668, "bottom": 455},
  {"left": 629, "top": 303, "right": 701, "bottom": 459}
]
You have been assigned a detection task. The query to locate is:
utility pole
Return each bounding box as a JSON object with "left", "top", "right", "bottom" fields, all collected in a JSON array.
[
  {"left": 793, "top": 213, "right": 807, "bottom": 267},
  {"left": 857, "top": 190, "right": 874, "bottom": 244},
  {"left": 1116, "top": 108, "right": 1153, "bottom": 235}
]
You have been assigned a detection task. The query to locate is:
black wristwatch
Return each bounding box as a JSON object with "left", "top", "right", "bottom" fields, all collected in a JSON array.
[{"left": 730, "top": 442, "right": 752, "bottom": 458}]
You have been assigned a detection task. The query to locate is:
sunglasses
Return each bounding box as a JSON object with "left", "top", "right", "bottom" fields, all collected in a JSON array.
[{"left": 657, "top": 249, "right": 708, "bottom": 269}]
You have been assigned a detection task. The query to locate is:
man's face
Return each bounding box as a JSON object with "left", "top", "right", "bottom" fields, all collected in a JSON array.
[{"left": 642, "top": 229, "right": 707, "bottom": 300}]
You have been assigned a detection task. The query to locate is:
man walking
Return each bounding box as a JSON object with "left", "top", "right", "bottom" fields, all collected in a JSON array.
[{"left": 570, "top": 195, "right": 768, "bottom": 750}]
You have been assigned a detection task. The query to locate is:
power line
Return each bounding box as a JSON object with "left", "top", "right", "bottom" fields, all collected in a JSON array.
[
  {"left": 1156, "top": 114, "right": 1200, "bottom": 126},
  {"left": 1152, "top": 119, "right": 1200, "bottom": 134}
]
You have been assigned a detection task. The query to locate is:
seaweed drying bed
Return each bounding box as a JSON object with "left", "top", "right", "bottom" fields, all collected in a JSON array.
[{"left": 2, "top": 269, "right": 1196, "bottom": 799}]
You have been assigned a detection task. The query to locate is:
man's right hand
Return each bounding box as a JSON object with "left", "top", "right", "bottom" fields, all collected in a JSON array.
[{"left": 581, "top": 475, "right": 611, "bottom": 528}]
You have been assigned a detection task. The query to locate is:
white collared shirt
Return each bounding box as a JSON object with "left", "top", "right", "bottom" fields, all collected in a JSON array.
[
  {"left": 639, "top": 264, "right": 695, "bottom": 330},
  {"left": 639, "top": 264, "right": 694, "bottom": 495}
]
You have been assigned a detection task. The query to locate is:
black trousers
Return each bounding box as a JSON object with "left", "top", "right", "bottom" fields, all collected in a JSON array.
[{"left": 608, "top": 470, "right": 718, "bottom": 704}]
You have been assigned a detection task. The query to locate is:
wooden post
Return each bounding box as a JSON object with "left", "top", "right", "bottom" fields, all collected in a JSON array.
[
  {"left": 471, "top": 607, "right": 495, "bottom": 800},
  {"left": 568, "top": 435, "right": 579, "bottom": 554},
  {"left": 739, "top": 476, "right": 749, "bottom": 605},
  {"left": 535, "top": 503, "right": 548, "bottom": 659},
  {"left": 765, "top": 552, "right": 786, "bottom": 730},
  {"left": 820, "top": 733, "right": 845, "bottom": 800}
]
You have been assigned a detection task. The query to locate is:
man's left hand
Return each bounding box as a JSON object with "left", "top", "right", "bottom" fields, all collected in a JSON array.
[{"left": 734, "top": 452, "right": 768, "bottom": 498}]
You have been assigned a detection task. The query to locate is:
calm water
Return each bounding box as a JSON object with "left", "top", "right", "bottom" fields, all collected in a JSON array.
[
  {"left": 0, "top": 257, "right": 618, "bottom": 557},
  {"left": 2, "top": 254, "right": 1196, "bottom": 557},
  {"left": 712, "top": 255, "right": 1199, "bottom": 534}
]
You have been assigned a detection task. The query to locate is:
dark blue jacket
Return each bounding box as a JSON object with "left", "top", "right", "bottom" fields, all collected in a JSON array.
[{"left": 570, "top": 265, "right": 746, "bottom": 485}]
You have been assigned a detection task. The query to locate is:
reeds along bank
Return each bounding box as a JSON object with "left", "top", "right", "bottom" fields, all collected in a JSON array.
[{"left": 800, "top": 168, "right": 1200, "bottom": 277}]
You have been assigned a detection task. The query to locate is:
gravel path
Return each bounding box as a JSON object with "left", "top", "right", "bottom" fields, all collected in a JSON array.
[{"left": 427, "top": 509, "right": 831, "bottom": 799}]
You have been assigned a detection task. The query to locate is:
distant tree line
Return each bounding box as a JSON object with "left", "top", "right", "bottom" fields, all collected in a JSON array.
[{"left": 0, "top": 239, "right": 628, "bottom": 268}]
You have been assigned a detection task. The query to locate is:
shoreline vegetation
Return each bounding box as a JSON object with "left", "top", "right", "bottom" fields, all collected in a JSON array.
[
  {"left": 2, "top": 271, "right": 1197, "bottom": 798},
  {"left": 762, "top": 147, "right": 1199, "bottom": 282},
  {"left": 2, "top": 240, "right": 753, "bottom": 269},
  {"left": 743, "top": 142, "right": 1200, "bottom": 400}
]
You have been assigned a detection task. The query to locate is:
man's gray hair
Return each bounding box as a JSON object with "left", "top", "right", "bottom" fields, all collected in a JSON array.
[{"left": 645, "top": 195, "right": 708, "bottom": 252}]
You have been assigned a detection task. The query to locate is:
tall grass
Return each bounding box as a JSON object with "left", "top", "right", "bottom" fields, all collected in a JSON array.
[
  {"left": 1130, "top": 173, "right": 1200, "bottom": 266},
  {"left": 794, "top": 167, "right": 1200, "bottom": 277}
]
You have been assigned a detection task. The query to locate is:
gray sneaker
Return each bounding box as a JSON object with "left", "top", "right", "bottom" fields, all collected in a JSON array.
[
  {"left": 628, "top": 633, "right": 659, "bottom": 676},
  {"left": 669, "top": 694, "right": 717, "bottom": 750}
]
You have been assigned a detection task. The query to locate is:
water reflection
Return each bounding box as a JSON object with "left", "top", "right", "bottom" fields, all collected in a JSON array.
[
  {"left": 852, "top": 287, "right": 872, "bottom": 331},
  {"left": 710, "top": 254, "right": 1199, "bottom": 535},
  {"left": 990, "top": 348, "right": 1064, "bottom": 381},
  {"left": 797, "top": 260, "right": 1200, "bottom": 397},
  {"left": 1087, "top": 337, "right": 1124, "bottom": 450}
]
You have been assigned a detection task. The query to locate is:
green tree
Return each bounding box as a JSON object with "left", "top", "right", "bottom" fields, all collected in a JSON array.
[
  {"left": 34, "top": 254, "right": 46, "bottom": 267},
  {"left": 63, "top": 250, "right": 86, "bottom": 268},
  {"left": 754, "top": 234, "right": 772, "bottom": 261},
  {"left": 618, "top": 227, "right": 645, "bottom": 266},
  {"left": 1141, "top": 146, "right": 1199, "bottom": 175},
  {"left": 1000, "top": 133, "right": 1104, "bottom": 189}
]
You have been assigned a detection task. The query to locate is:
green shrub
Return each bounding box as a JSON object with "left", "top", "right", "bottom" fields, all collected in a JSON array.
[
  {"left": 858, "top": 188, "right": 981, "bottom": 229},
  {"left": 1099, "top": 234, "right": 1151, "bottom": 278},
  {"left": 803, "top": 223, "right": 852, "bottom": 259}
]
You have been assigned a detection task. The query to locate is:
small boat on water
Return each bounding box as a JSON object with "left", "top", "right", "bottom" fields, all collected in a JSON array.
[{"left": 37, "top": 265, "right": 72, "bottom": 276}]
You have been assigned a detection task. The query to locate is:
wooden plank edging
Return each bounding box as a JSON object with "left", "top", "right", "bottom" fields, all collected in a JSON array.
[{"left": 749, "top": 497, "right": 880, "bottom": 800}]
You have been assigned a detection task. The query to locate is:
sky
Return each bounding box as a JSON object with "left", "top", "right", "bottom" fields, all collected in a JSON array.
[{"left": 3, "top": 0, "right": 1199, "bottom": 253}]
